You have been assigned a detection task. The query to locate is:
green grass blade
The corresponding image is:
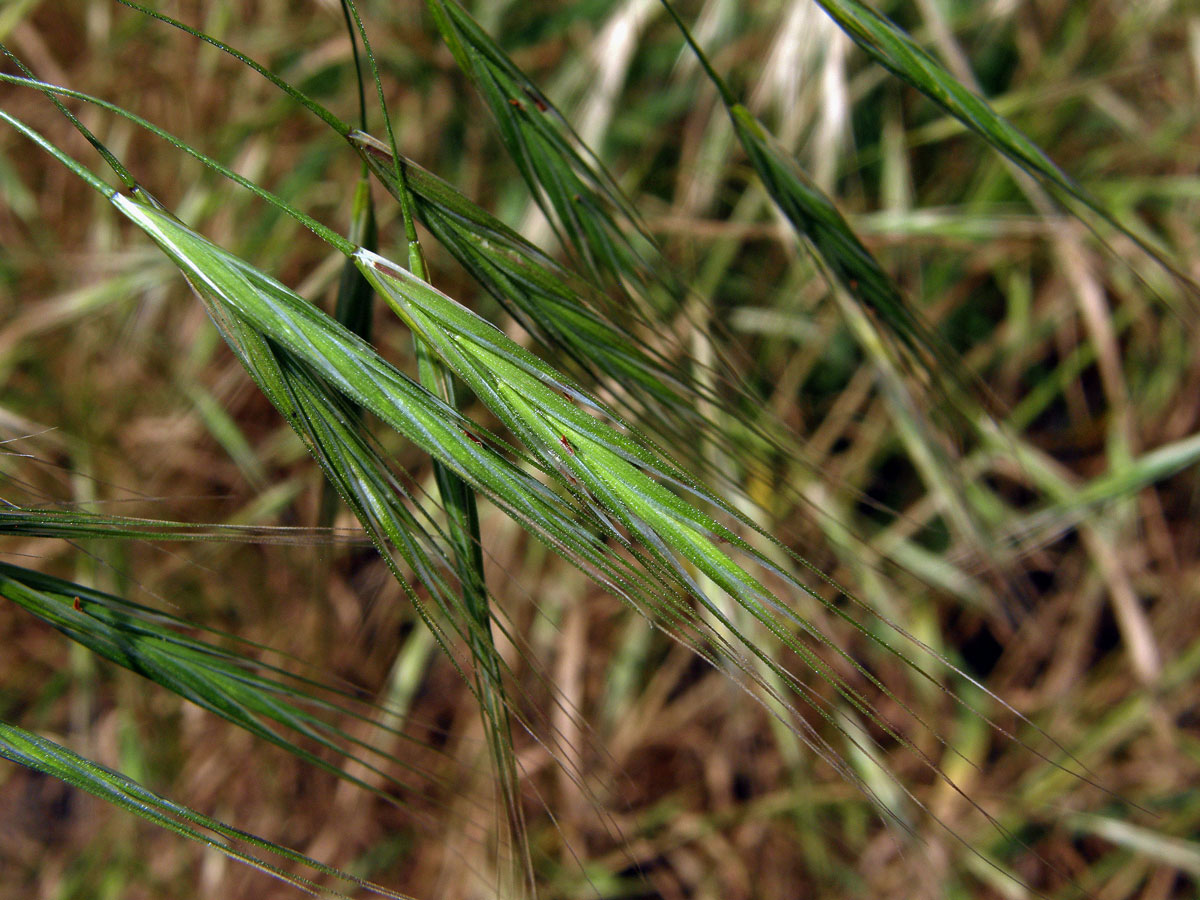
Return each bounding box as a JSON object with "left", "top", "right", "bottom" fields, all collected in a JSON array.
[
  {"left": 0, "top": 74, "right": 355, "bottom": 255},
  {"left": 0, "top": 562, "right": 440, "bottom": 806},
  {"left": 805, "top": 0, "right": 1196, "bottom": 301},
  {"left": 0, "top": 719, "right": 414, "bottom": 899},
  {"left": 97, "top": 175, "right": 690, "bottom": 694},
  {"left": 198, "top": 241, "right": 535, "bottom": 889},
  {"left": 114, "top": 0, "right": 352, "bottom": 138},
  {"left": 355, "top": 251, "right": 955, "bottom": 735},
  {"left": 319, "top": 170, "right": 378, "bottom": 529},
  {"left": 350, "top": 131, "right": 688, "bottom": 401},
  {"left": 347, "top": 130, "right": 769, "bottom": 502},
  {"left": 334, "top": 6, "right": 534, "bottom": 883},
  {"left": 332, "top": 175, "right": 378, "bottom": 365},
  {"left": 656, "top": 5, "right": 989, "bottom": 418},
  {"left": 0, "top": 505, "right": 349, "bottom": 544},
  {"left": 0, "top": 44, "right": 135, "bottom": 189},
  {"left": 354, "top": 246, "right": 1124, "bottom": 868},
  {"left": 424, "top": 0, "right": 648, "bottom": 288}
]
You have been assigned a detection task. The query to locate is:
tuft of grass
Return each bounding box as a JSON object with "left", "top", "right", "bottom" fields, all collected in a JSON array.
[{"left": 2, "top": 2, "right": 1200, "bottom": 898}]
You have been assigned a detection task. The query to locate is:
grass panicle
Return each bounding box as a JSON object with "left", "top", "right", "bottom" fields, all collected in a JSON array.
[{"left": 2, "top": 3, "right": 1198, "bottom": 898}]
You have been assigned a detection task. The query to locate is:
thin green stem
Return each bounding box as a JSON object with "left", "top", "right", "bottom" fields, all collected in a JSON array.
[
  {"left": 0, "top": 44, "right": 134, "bottom": 188},
  {"left": 656, "top": 0, "right": 736, "bottom": 107},
  {"left": 0, "top": 108, "right": 113, "bottom": 196},
  {"left": 338, "top": 5, "right": 532, "bottom": 892},
  {"left": 337, "top": 0, "right": 370, "bottom": 133},
  {"left": 0, "top": 74, "right": 355, "bottom": 256},
  {"left": 116, "top": 1, "right": 352, "bottom": 137}
]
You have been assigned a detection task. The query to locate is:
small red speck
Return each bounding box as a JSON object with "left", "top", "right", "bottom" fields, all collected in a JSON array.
[
  {"left": 509, "top": 98, "right": 524, "bottom": 110},
  {"left": 462, "top": 428, "right": 484, "bottom": 446},
  {"left": 559, "top": 436, "right": 575, "bottom": 455},
  {"left": 522, "top": 88, "right": 548, "bottom": 112},
  {"left": 848, "top": 279, "right": 859, "bottom": 290},
  {"left": 73, "top": 597, "right": 83, "bottom": 612}
]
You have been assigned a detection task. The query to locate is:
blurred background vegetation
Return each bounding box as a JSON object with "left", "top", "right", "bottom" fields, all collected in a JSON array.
[{"left": 2, "top": 1, "right": 1200, "bottom": 898}]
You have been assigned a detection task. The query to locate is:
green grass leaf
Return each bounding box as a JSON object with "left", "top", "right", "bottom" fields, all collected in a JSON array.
[
  {"left": 806, "top": 0, "right": 1196, "bottom": 303},
  {"left": 0, "top": 718, "right": 413, "bottom": 899}
]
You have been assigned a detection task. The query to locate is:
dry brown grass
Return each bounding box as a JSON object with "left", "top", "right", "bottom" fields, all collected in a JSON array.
[{"left": 3, "top": 2, "right": 1200, "bottom": 898}]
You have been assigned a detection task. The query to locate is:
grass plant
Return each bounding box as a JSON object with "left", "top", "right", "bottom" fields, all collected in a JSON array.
[{"left": 2, "top": 1, "right": 1199, "bottom": 898}]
